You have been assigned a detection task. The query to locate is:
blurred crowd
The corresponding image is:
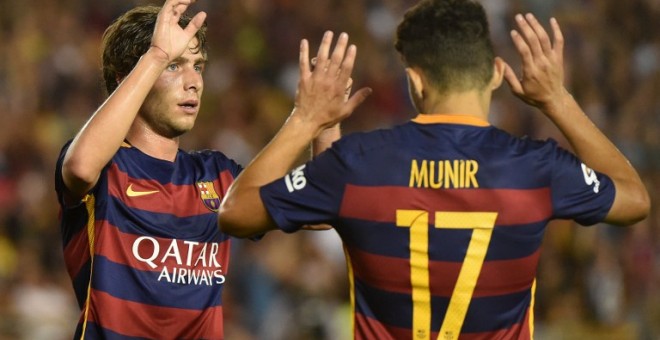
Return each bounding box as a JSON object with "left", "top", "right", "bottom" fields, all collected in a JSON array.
[{"left": 0, "top": 0, "right": 658, "bottom": 339}]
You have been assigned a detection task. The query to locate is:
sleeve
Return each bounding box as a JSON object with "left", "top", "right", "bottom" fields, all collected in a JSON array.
[
  {"left": 55, "top": 139, "right": 109, "bottom": 210},
  {"left": 549, "top": 145, "right": 615, "bottom": 226},
  {"left": 54, "top": 140, "right": 83, "bottom": 209},
  {"left": 259, "top": 146, "right": 351, "bottom": 233}
]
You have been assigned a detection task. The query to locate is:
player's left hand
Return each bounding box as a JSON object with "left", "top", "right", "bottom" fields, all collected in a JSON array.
[{"left": 503, "top": 13, "right": 566, "bottom": 111}]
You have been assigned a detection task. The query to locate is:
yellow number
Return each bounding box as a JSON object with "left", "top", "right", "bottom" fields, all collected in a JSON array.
[{"left": 397, "top": 210, "right": 498, "bottom": 340}]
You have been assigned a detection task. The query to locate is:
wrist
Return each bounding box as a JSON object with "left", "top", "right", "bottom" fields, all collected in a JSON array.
[
  {"left": 538, "top": 88, "right": 573, "bottom": 117},
  {"left": 287, "top": 108, "right": 327, "bottom": 140},
  {"left": 143, "top": 46, "right": 171, "bottom": 66}
]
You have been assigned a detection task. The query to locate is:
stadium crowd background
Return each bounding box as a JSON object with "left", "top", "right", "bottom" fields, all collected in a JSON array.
[{"left": 0, "top": 0, "right": 657, "bottom": 339}]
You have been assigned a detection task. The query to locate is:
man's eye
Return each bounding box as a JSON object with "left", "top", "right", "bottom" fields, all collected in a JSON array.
[
  {"left": 167, "top": 64, "right": 178, "bottom": 71},
  {"left": 194, "top": 65, "right": 204, "bottom": 72}
]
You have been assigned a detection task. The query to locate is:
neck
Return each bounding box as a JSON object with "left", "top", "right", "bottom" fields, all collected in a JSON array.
[
  {"left": 421, "top": 89, "right": 491, "bottom": 120},
  {"left": 126, "top": 124, "right": 180, "bottom": 162}
]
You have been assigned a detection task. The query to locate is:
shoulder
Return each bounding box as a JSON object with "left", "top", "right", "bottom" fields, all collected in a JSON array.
[
  {"left": 332, "top": 122, "right": 412, "bottom": 156},
  {"left": 483, "top": 127, "right": 564, "bottom": 156},
  {"left": 182, "top": 149, "right": 244, "bottom": 174}
]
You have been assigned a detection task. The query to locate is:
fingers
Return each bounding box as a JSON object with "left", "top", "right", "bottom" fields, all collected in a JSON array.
[
  {"left": 308, "top": 31, "right": 356, "bottom": 92},
  {"left": 502, "top": 61, "right": 522, "bottom": 95},
  {"left": 299, "top": 39, "right": 311, "bottom": 77},
  {"left": 166, "top": 0, "right": 195, "bottom": 17},
  {"left": 510, "top": 28, "right": 533, "bottom": 68},
  {"left": 327, "top": 32, "right": 349, "bottom": 76},
  {"left": 550, "top": 17, "right": 565, "bottom": 62},
  {"left": 525, "top": 14, "right": 552, "bottom": 54},
  {"left": 295, "top": 31, "right": 371, "bottom": 128},
  {"left": 344, "top": 86, "right": 372, "bottom": 115},
  {"left": 314, "top": 31, "right": 334, "bottom": 75},
  {"left": 344, "top": 77, "right": 353, "bottom": 101},
  {"left": 184, "top": 11, "right": 207, "bottom": 36},
  {"left": 514, "top": 14, "right": 546, "bottom": 60},
  {"left": 337, "top": 44, "right": 356, "bottom": 88}
]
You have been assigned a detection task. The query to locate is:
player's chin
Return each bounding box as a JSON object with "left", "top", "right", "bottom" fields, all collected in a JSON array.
[{"left": 168, "top": 121, "right": 195, "bottom": 137}]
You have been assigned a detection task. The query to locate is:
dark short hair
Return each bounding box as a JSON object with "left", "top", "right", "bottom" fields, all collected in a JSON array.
[
  {"left": 395, "top": 0, "right": 494, "bottom": 92},
  {"left": 101, "top": 6, "right": 208, "bottom": 94}
]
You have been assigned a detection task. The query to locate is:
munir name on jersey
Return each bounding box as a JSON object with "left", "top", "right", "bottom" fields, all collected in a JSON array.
[{"left": 409, "top": 159, "right": 479, "bottom": 189}]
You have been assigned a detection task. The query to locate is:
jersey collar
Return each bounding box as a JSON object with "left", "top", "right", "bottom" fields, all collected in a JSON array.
[{"left": 412, "top": 114, "right": 490, "bottom": 127}]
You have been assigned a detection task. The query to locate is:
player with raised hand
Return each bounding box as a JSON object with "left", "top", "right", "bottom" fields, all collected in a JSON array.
[
  {"left": 55, "top": 0, "right": 356, "bottom": 337},
  {"left": 503, "top": 13, "right": 648, "bottom": 224},
  {"left": 218, "top": 0, "right": 649, "bottom": 339}
]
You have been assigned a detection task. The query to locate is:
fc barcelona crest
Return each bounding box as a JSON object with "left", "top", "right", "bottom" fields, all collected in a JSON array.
[{"left": 197, "top": 181, "right": 221, "bottom": 212}]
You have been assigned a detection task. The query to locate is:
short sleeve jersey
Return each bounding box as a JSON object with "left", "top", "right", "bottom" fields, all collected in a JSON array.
[
  {"left": 260, "top": 114, "right": 615, "bottom": 340},
  {"left": 55, "top": 141, "right": 242, "bottom": 339}
]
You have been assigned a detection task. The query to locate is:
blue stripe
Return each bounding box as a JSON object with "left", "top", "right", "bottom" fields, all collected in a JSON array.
[
  {"left": 461, "top": 289, "right": 531, "bottom": 332},
  {"left": 100, "top": 196, "right": 230, "bottom": 243},
  {"left": 339, "top": 218, "right": 545, "bottom": 262},
  {"left": 483, "top": 221, "right": 545, "bottom": 261},
  {"left": 113, "top": 147, "right": 240, "bottom": 185},
  {"left": 354, "top": 277, "right": 413, "bottom": 329},
  {"left": 92, "top": 256, "right": 224, "bottom": 310},
  {"left": 72, "top": 261, "right": 92, "bottom": 310},
  {"left": 353, "top": 277, "right": 531, "bottom": 333}
]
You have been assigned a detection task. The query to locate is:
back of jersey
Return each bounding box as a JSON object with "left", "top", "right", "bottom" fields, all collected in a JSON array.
[{"left": 260, "top": 114, "right": 614, "bottom": 340}]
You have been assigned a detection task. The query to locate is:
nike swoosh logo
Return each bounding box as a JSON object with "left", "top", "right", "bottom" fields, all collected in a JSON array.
[{"left": 126, "top": 184, "right": 160, "bottom": 197}]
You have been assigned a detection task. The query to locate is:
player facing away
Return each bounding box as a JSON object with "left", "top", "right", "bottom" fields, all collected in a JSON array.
[
  {"left": 218, "top": 0, "right": 650, "bottom": 339},
  {"left": 54, "top": 0, "right": 349, "bottom": 338}
]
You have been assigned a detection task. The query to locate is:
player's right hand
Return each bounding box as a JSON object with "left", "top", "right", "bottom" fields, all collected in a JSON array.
[
  {"left": 293, "top": 31, "right": 372, "bottom": 136},
  {"left": 150, "top": 0, "right": 207, "bottom": 62}
]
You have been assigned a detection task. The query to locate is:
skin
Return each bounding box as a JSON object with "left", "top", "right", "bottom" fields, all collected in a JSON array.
[
  {"left": 61, "top": 0, "right": 341, "bottom": 206},
  {"left": 218, "top": 14, "right": 649, "bottom": 238},
  {"left": 218, "top": 32, "right": 372, "bottom": 237},
  {"left": 62, "top": 0, "right": 207, "bottom": 201},
  {"left": 502, "top": 14, "right": 649, "bottom": 225}
]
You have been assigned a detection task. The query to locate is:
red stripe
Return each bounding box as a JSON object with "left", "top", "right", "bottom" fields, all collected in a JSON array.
[
  {"left": 339, "top": 185, "right": 551, "bottom": 225},
  {"left": 450, "top": 308, "right": 531, "bottom": 339},
  {"left": 95, "top": 221, "right": 230, "bottom": 273},
  {"left": 106, "top": 164, "right": 235, "bottom": 217},
  {"left": 348, "top": 246, "right": 538, "bottom": 297},
  {"left": 474, "top": 249, "right": 540, "bottom": 297},
  {"left": 86, "top": 290, "right": 223, "bottom": 339},
  {"left": 63, "top": 227, "right": 91, "bottom": 279},
  {"left": 355, "top": 313, "right": 406, "bottom": 340},
  {"left": 354, "top": 309, "right": 532, "bottom": 340}
]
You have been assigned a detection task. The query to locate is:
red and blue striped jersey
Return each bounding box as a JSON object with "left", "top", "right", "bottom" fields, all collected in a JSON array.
[
  {"left": 55, "top": 141, "right": 242, "bottom": 339},
  {"left": 260, "top": 114, "right": 615, "bottom": 340}
]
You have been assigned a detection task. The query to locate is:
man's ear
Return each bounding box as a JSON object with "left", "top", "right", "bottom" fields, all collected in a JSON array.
[
  {"left": 405, "top": 67, "right": 424, "bottom": 98},
  {"left": 490, "top": 57, "right": 506, "bottom": 90}
]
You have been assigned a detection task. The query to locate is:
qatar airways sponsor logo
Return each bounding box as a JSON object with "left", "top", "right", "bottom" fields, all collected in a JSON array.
[{"left": 132, "top": 236, "right": 226, "bottom": 286}]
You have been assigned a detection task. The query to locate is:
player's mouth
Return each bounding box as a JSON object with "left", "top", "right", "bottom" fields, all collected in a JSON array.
[{"left": 178, "top": 99, "right": 199, "bottom": 114}]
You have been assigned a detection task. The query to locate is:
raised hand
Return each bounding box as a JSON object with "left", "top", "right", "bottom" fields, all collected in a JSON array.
[
  {"left": 293, "top": 31, "right": 371, "bottom": 135},
  {"left": 503, "top": 14, "right": 565, "bottom": 110},
  {"left": 150, "top": 0, "right": 207, "bottom": 62}
]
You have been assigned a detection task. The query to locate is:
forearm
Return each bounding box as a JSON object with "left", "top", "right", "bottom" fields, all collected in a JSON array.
[
  {"left": 543, "top": 91, "right": 632, "bottom": 179},
  {"left": 63, "top": 50, "right": 168, "bottom": 195},
  {"left": 312, "top": 123, "right": 341, "bottom": 157},
  {"left": 219, "top": 114, "right": 320, "bottom": 237},
  {"left": 543, "top": 90, "right": 649, "bottom": 223}
]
